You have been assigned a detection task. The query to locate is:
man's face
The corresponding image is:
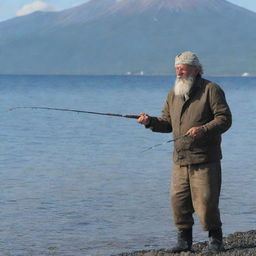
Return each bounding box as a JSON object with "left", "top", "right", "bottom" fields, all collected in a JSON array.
[
  {"left": 174, "top": 64, "right": 199, "bottom": 97},
  {"left": 175, "top": 64, "right": 199, "bottom": 78}
]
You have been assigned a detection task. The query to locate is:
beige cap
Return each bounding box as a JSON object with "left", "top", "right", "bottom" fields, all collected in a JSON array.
[{"left": 175, "top": 51, "right": 201, "bottom": 66}]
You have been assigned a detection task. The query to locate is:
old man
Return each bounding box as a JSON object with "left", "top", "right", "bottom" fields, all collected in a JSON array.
[{"left": 138, "top": 51, "right": 232, "bottom": 253}]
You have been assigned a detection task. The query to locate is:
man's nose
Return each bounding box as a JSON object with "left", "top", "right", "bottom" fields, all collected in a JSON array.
[{"left": 176, "top": 70, "right": 183, "bottom": 76}]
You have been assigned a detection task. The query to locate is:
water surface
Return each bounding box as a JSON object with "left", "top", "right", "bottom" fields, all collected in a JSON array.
[{"left": 0, "top": 75, "right": 255, "bottom": 256}]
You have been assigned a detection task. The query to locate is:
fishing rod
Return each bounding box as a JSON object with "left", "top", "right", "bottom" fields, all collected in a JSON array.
[
  {"left": 141, "top": 134, "right": 187, "bottom": 152},
  {"left": 7, "top": 106, "right": 140, "bottom": 119},
  {"left": 8, "top": 106, "right": 187, "bottom": 152}
]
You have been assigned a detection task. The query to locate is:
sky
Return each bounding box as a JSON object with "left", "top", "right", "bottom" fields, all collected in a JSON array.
[{"left": 0, "top": 0, "right": 256, "bottom": 22}]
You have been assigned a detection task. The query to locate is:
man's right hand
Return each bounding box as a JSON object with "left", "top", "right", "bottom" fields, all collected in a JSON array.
[{"left": 137, "top": 112, "right": 151, "bottom": 126}]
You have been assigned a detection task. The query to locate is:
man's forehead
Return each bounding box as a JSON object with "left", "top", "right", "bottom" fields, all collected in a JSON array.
[{"left": 175, "top": 64, "right": 195, "bottom": 69}]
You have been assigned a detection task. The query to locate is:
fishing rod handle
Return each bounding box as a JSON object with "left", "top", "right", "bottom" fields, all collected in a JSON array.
[{"left": 123, "top": 115, "right": 140, "bottom": 119}]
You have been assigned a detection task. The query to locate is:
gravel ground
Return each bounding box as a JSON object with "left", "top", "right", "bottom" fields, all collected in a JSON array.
[{"left": 114, "top": 230, "right": 256, "bottom": 256}]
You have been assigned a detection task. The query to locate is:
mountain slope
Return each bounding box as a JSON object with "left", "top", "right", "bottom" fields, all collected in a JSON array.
[{"left": 0, "top": 0, "right": 256, "bottom": 75}]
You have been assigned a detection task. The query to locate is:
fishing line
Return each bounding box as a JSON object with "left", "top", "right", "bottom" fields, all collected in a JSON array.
[{"left": 141, "top": 135, "right": 187, "bottom": 152}]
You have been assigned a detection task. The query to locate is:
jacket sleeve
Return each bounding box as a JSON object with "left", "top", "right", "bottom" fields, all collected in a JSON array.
[
  {"left": 146, "top": 97, "right": 173, "bottom": 133},
  {"left": 203, "top": 84, "right": 232, "bottom": 136}
]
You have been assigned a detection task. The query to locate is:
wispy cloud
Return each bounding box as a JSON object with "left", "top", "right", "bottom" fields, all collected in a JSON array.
[{"left": 16, "top": 1, "right": 58, "bottom": 17}]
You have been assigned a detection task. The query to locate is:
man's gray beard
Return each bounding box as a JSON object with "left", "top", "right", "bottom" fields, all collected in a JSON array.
[{"left": 174, "top": 76, "right": 195, "bottom": 98}]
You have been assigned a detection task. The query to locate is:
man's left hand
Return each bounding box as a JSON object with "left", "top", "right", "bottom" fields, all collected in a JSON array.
[{"left": 186, "top": 126, "right": 205, "bottom": 139}]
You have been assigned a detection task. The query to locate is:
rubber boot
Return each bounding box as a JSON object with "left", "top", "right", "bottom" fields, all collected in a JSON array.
[
  {"left": 170, "top": 228, "right": 192, "bottom": 253},
  {"left": 207, "top": 228, "right": 224, "bottom": 253}
]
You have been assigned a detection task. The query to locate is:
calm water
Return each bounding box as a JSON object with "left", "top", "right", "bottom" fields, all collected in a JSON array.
[{"left": 0, "top": 75, "right": 255, "bottom": 256}]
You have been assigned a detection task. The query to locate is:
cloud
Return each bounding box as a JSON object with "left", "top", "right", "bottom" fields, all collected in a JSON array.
[{"left": 16, "top": 1, "right": 58, "bottom": 17}]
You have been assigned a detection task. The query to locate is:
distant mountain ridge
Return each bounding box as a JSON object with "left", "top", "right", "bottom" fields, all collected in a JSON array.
[{"left": 0, "top": 0, "right": 256, "bottom": 75}]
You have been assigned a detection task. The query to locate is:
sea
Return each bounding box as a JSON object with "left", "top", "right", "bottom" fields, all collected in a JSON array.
[{"left": 0, "top": 74, "right": 255, "bottom": 256}]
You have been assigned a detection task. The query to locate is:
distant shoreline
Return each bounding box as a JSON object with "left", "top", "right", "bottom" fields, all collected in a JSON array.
[{"left": 0, "top": 73, "right": 255, "bottom": 78}]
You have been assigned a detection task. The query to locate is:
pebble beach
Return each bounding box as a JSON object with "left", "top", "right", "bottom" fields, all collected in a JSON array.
[{"left": 114, "top": 230, "right": 256, "bottom": 256}]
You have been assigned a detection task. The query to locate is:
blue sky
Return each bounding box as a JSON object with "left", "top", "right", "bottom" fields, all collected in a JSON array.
[{"left": 0, "top": 0, "right": 256, "bottom": 22}]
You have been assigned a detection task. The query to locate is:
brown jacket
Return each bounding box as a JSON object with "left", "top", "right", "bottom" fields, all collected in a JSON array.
[{"left": 147, "top": 76, "right": 232, "bottom": 165}]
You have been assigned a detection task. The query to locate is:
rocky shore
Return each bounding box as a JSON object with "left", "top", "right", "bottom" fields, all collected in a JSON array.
[{"left": 114, "top": 230, "right": 256, "bottom": 256}]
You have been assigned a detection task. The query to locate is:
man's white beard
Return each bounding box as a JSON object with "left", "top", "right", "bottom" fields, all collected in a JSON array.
[{"left": 174, "top": 76, "right": 195, "bottom": 99}]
